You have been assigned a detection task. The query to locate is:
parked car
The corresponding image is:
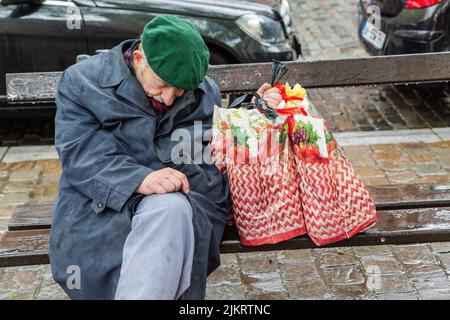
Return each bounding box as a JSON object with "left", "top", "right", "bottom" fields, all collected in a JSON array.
[
  {"left": 357, "top": 0, "right": 450, "bottom": 56},
  {"left": 0, "top": 0, "right": 301, "bottom": 102}
]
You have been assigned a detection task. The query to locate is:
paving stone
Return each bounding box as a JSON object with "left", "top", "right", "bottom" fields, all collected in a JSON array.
[
  {"left": 34, "top": 266, "right": 69, "bottom": 300},
  {"left": 409, "top": 154, "right": 436, "bottom": 164},
  {"left": 377, "top": 159, "right": 411, "bottom": 172},
  {"left": 0, "top": 265, "right": 46, "bottom": 300},
  {"left": 0, "top": 206, "right": 15, "bottom": 219},
  {"left": 361, "top": 256, "right": 404, "bottom": 275},
  {"left": 0, "top": 170, "right": 8, "bottom": 181},
  {"left": 206, "top": 284, "right": 246, "bottom": 300},
  {"left": 403, "top": 262, "right": 447, "bottom": 282},
  {"left": 29, "top": 185, "right": 58, "bottom": 199},
  {"left": 0, "top": 192, "right": 30, "bottom": 205},
  {"left": 286, "top": 278, "right": 331, "bottom": 300},
  {"left": 9, "top": 169, "right": 41, "bottom": 182},
  {"left": 0, "top": 218, "right": 9, "bottom": 234},
  {"left": 353, "top": 245, "right": 393, "bottom": 257},
  {"left": 321, "top": 265, "right": 366, "bottom": 287},
  {"left": 418, "top": 288, "right": 450, "bottom": 300},
  {"left": 429, "top": 242, "right": 450, "bottom": 254},
  {"left": 411, "top": 163, "right": 447, "bottom": 177},
  {"left": 435, "top": 253, "right": 450, "bottom": 272},
  {"left": 2, "top": 181, "right": 36, "bottom": 194},
  {"left": 386, "top": 170, "right": 418, "bottom": 184},
  {"left": 39, "top": 172, "right": 60, "bottom": 187},
  {"left": 376, "top": 292, "right": 419, "bottom": 300},
  {"left": 329, "top": 283, "right": 377, "bottom": 300},
  {"left": 354, "top": 165, "right": 385, "bottom": 178},
  {"left": 239, "top": 255, "right": 279, "bottom": 274},
  {"left": 220, "top": 253, "right": 239, "bottom": 267},
  {"left": 429, "top": 140, "right": 450, "bottom": 149},
  {"left": 276, "top": 249, "right": 314, "bottom": 265},
  {"left": 361, "top": 176, "right": 390, "bottom": 186},
  {"left": 433, "top": 127, "right": 450, "bottom": 140},
  {"left": 0, "top": 161, "right": 34, "bottom": 171},
  {"left": 279, "top": 261, "right": 320, "bottom": 282},
  {"left": 419, "top": 174, "right": 450, "bottom": 184},
  {"left": 391, "top": 244, "right": 438, "bottom": 265},
  {"left": 33, "top": 159, "right": 61, "bottom": 174},
  {"left": 372, "top": 151, "right": 403, "bottom": 161},
  {"left": 207, "top": 265, "right": 241, "bottom": 287},
  {"left": 2, "top": 146, "right": 58, "bottom": 163},
  {"left": 241, "top": 271, "right": 287, "bottom": 299},
  {"left": 370, "top": 274, "right": 416, "bottom": 295},
  {"left": 0, "top": 147, "right": 7, "bottom": 161},
  {"left": 316, "top": 251, "right": 360, "bottom": 269}
]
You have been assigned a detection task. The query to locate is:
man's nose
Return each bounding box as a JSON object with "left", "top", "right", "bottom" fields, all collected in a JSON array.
[
  {"left": 162, "top": 88, "right": 183, "bottom": 106},
  {"left": 162, "top": 92, "right": 175, "bottom": 106}
]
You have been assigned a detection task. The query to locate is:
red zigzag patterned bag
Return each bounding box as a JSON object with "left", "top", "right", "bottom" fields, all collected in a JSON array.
[{"left": 211, "top": 63, "right": 377, "bottom": 246}]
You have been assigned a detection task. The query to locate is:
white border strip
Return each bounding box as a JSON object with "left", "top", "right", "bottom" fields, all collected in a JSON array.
[
  {"left": 1, "top": 146, "right": 58, "bottom": 163},
  {"left": 334, "top": 128, "right": 446, "bottom": 147}
]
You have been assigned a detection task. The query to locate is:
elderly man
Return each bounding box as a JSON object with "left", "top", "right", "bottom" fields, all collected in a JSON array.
[{"left": 49, "top": 15, "right": 282, "bottom": 300}]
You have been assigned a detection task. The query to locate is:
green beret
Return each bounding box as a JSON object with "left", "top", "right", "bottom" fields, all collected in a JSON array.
[{"left": 141, "top": 15, "right": 210, "bottom": 90}]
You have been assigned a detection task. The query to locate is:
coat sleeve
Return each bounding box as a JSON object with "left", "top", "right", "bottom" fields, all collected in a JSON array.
[{"left": 55, "top": 70, "right": 153, "bottom": 214}]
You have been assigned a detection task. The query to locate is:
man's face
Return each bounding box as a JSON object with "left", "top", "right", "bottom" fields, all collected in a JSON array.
[{"left": 133, "top": 48, "right": 184, "bottom": 107}]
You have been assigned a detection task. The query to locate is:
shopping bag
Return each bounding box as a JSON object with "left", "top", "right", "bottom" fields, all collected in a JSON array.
[
  {"left": 211, "top": 98, "right": 307, "bottom": 246},
  {"left": 279, "top": 84, "right": 378, "bottom": 246}
]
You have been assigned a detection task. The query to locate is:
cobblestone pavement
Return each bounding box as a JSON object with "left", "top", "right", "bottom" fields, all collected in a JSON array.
[
  {"left": 291, "top": 0, "right": 367, "bottom": 60},
  {"left": 1, "top": 130, "right": 450, "bottom": 300}
]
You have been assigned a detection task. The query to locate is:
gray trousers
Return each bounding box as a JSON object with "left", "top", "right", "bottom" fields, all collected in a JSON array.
[{"left": 114, "top": 192, "right": 195, "bottom": 300}]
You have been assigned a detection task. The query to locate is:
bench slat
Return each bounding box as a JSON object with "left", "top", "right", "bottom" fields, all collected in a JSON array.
[
  {"left": 8, "top": 183, "right": 450, "bottom": 231},
  {"left": 2, "top": 206, "right": 450, "bottom": 267},
  {"left": 0, "top": 229, "right": 50, "bottom": 268},
  {"left": 221, "top": 207, "right": 450, "bottom": 253},
  {"left": 7, "top": 52, "right": 450, "bottom": 104}
]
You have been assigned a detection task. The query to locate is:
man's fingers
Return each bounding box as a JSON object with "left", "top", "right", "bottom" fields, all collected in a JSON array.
[
  {"left": 256, "top": 83, "right": 272, "bottom": 96},
  {"left": 168, "top": 170, "right": 190, "bottom": 192},
  {"left": 265, "top": 92, "right": 282, "bottom": 102},
  {"left": 154, "top": 184, "right": 168, "bottom": 195},
  {"left": 265, "top": 98, "right": 279, "bottom": 108},
  {"left": 265, "top": 87, "right": 281, "bottom": 95},
  {"left": 164, "top": 174, "right": 182, "bottom": 191},
  {"left": 160, "top": 178, "right": 177, "bottom": 192}
]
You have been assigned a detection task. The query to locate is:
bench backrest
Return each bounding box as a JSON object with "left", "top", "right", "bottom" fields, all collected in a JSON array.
[{"left": 6, "top": 51, "right": 450, "bottom": 104}]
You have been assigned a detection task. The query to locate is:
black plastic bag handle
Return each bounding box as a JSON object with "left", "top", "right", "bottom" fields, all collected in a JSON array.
[
  {"left": 228, "top": 92, "right": 279, "bottom": 120},
  {"left": 227, "top": 60, "right": 288, "bottom": 121}
]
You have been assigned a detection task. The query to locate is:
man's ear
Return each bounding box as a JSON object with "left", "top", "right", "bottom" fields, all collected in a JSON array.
[{"left": 133, "top": 49, "right": 144, "bottom": 65}]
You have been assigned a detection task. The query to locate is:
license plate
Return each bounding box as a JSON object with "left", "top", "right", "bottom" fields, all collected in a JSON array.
[{"left": 361, "top": 21, "right": 386, "bottom": 50}]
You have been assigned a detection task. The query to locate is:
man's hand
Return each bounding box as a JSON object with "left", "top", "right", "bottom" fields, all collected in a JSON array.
[
  {"left": 254, "top": 83, "right": 283, "bottom": 109},
  {"left": 135, "top": 168, "right": 190, "bottom": 195}
]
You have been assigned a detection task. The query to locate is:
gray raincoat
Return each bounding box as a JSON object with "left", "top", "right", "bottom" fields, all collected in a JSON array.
[{"left": 49, "top": 40, "right": 231, "bottom": 300}]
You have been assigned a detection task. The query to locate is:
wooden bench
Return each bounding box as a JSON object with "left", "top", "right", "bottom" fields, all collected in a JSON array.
[{"left": 2, "top": 52, "right": 450, "bottom": 267}]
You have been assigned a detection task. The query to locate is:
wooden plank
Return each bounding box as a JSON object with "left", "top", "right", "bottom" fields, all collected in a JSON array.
[
  {"left": 7, "top": 52, "right": 450, "bottom": 104},
  {"left": 0, "top": 229, "right": 49, "bottom": 268},
  {"left": 8, "top": 205, "right": 53, "bottom": 231},
  {"left": 8, "top": 183, "right": 450, "bottom": 232},
  {"left": 369, "top": 183, "right": 450, "bottom": 210},
  {"left": 220, "top": 206, "right": 450, "bottom": 253},
  {"left": 2, "top": 206, "right": 450, "bottom": 267}
]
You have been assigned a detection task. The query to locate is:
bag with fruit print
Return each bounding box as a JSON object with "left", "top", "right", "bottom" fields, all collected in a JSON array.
[
  {"left": 210, "top": 91, "right": 307, "bottom": 246},
  {"left": 274, "top": 81, "right": 378, "bottom": 246}
]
